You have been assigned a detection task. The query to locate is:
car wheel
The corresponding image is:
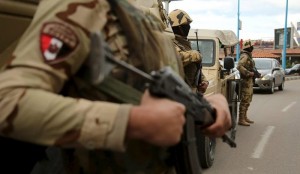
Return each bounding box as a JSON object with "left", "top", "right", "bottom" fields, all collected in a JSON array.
[
  {"left": 269, "top": 81, "right": 275, "bottom": 94},
  {"left": 196, "top": 133, "right": 216, "bottom": 169},
  {"left": 278, "top": 81, "right": 284, "bottom": 91}
]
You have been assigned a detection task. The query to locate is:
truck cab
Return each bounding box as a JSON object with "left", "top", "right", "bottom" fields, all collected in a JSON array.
[{"left": 188, "top": 28, "right": 240, "bottom": 169}]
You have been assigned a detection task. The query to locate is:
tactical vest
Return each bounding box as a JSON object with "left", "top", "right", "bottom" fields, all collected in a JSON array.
[
  {"left": 41, "top": 0, "right": 183, "bottom": 174},
  {"left": 239, "top": 51, "right": 254, "bottom": 79},
  {"left": 173, "top": 35, "right": 200, "bottom": 88}
]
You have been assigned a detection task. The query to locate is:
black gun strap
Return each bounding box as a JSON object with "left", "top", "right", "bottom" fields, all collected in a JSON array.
[{"left": 95, "top": 75, "right": 142, "bottom": 105}]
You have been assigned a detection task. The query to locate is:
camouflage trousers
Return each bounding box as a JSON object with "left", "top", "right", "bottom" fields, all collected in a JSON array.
[
  {"left": 31, "top": 142, "right": 177, "bottom": 174},
  {"left": 239, "top": 78, "right": 253, "bottom": 118}
]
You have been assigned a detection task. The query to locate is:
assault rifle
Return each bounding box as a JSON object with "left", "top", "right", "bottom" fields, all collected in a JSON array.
[
  {"left": 82, "top": 33, "right": 236, "bottom": 174},
  {"left": 253, "top": 67, "right": 261, "bottom": 79},
  {"left": 252, "top": 67, "right": 261, "bottom": 82},
  {"left": 194, "top": 31, "right": 203, "bottom": 87}
]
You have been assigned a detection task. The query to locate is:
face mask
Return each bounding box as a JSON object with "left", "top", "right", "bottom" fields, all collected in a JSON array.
[
  {"left": 180, "top": 24, "right": 191, "bottom": 37},
  {"left": 244, "top": 46, "right": 254, "bottom": 52},
  {"left": 172, "top": 24, "right": 191, "bottom": 37},
  {"left": 249, "top": 46, "right": 254, "bottom": 52}
]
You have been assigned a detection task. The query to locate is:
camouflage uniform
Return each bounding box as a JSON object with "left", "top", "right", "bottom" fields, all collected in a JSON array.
[
  {"left": 237, "top": 40, "right": 255, "bottom": 126},
  {"left": 168, "top": 9, "right": 208, "bottom": 91},
  {"left": 0, "top": 0, "right": 182, "bottom": 173},
  {"left": 172, "top": 35, "right": 208, "bottom": 89}
]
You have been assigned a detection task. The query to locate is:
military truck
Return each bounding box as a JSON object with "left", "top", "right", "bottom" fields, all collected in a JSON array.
[{"left": 188, "top": 28, "right": 240, "bottom": 168}]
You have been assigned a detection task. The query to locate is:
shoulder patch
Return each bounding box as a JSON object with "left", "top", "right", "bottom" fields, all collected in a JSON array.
[{"left": 40, "top": 22, "right": 79, "bottom": 64}]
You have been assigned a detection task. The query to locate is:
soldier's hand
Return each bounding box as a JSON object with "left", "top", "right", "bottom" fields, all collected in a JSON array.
[
  {"left": 127, "top": 90, "right": 186, "bottom": 147},
  {"left": 190, "top": 50, "right": 201, "bottom": 62},
  {"left": 197, "top": 81, "right": 209, "bottom": 93},
  {"left": 202, "top": 94, "right": 231, "bottom": 137},
  {"left": 249, "top": 72, "right": 255, "bottom": 77}
]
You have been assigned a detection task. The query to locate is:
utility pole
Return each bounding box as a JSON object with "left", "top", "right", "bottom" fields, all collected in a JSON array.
[
  {"left": 162, "top": 0, "right": 182, "bottom": 14},
  {"left": 282, "top": 0, "right": 289, "bottom": 70},
  {"left": 236, "top": 0, "right": 241, "bottom": 62}
]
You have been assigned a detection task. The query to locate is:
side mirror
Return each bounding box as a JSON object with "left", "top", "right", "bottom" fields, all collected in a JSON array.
[
  {"left": 224, "top": 57, "right": 235, "bottom": 70},
  {"left": 272, "top": 67, "right": 280, "bottom": 74}
]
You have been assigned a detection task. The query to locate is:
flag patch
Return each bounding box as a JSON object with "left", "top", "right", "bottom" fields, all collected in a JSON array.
[{"left": 40, "top": 22, "right": 78, "bottom": 64}]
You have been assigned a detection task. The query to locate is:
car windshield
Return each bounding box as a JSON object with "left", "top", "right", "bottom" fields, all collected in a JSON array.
[{"left": 254, "top": 59, "right": 272, "bottom": 70}]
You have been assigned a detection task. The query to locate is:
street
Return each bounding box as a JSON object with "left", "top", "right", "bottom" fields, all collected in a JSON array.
[{"left": 204, "top": 79, "right": 300, "bottom": 174}]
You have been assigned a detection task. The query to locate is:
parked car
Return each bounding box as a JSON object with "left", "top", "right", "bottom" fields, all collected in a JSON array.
[
  {"left": 285, "top": 64, "right": 300, "bottom": 75},
  {"left": 253, "top": 58, "right": 285, "bottom": 94}
]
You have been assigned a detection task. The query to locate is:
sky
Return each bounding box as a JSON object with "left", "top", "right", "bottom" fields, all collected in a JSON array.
[{"left": 165, "top": 0, "right": 300, "bottom": 41}]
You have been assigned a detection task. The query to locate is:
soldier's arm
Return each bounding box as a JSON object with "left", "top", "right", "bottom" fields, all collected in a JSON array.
[
  {"left": 197, "top": 72, "right": 209, "bottom": 93},
  {"left": 0, "top": 0, "right": 143, "bottom": 153},
  {"left": 237, "top": 54, "right": 252, "bottom": 77},
  {"left": 0, "top": 0, "right": 186, "bottom": 151},
  {"left": 174, "top": 44, "right": 201, "bottom": 66},
  {"left": 0, "top": 0, "right": 132, "bottom": 152}
]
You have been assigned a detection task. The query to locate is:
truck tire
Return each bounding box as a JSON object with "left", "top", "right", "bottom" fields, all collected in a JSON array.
[{"left": 195, "top": 128, "right": 216, "bottom": 169}]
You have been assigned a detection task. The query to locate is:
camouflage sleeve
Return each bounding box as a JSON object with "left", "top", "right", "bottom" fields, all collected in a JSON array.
[
  {"left": 237, "top": 54, "right": 251, "bottom": 78},
  {"left": 0, "top": 88, "right": 131, "bottom": 151},
  {"left": 0, "top": 0, "right": 129, "bottom": 152},
  {"left": 174, "top": 44, "right": 201, "bottom": 66}
]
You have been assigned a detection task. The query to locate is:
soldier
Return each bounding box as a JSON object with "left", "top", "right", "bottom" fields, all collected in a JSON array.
[
  {"left": 168, "top": 9, "right": 209, "bottom": 93},
  {"left": 237, "top": 40, "right": 255, "bottom": 126},
  {"left": 0, "top": 0, "right": 231, "bottom": 173}
]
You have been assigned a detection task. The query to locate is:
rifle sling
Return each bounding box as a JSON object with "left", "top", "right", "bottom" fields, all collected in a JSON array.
[{"left": 94, "top": 75, "right": 142, "bottom": 105}]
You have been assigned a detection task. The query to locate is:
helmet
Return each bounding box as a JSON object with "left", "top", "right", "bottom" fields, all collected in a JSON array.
[
  {"left": 243, "top": 40, "right": 253, "bottom": 49},
  {"left": 168, "top": 9, "right": 193, "bottom": 27}
]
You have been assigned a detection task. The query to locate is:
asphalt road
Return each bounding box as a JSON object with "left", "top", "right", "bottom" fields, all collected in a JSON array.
[{"left": 204, "top": 79, "right": 300, "bottom": 174}]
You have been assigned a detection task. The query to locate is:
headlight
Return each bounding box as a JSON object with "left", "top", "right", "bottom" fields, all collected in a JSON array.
[{"left": 261, "top": 74, "right": 272, "bottom": 80}]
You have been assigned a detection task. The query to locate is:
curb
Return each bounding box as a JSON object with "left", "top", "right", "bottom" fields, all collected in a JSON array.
[{"left": 285, "top": 76, "right": 300, "bottom": 81}]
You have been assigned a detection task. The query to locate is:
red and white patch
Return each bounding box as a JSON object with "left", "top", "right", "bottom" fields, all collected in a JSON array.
[
  {"left": 41, "top": 36, "right": 63, "bottom": 61},
  {"left": 40, "top": 22, "right": 78, "bottom": 64}
]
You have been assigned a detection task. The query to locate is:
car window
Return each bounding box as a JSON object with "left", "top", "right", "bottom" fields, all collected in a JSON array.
[
  {"left": 254, "top": 59, "right": 272, "bottom": 70},
  {"left": 190, "top": 39, "right": 216, "bottom": 67},
  {"left": 274, "top": 60, "right": 280, "bottom": 68}
]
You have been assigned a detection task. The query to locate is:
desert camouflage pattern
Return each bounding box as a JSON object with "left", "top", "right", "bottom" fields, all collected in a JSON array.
[
  {"left": 168, "top": 9, "right": 192, "bottom": 27},
  {"left": 172, "top": 34, "right": 207, "bottom": 89},
  {"left": 133, "top": 0, "right": 169, "bottom": 29},
  {"left": 242, "top": 40, "right": 253, "bottom": 49},
  {"left": 237, "top": 51, "right": 255, "bottom": 119},
  {"left": 0, "top": 0, "right": 182, "bottom": 173}
]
